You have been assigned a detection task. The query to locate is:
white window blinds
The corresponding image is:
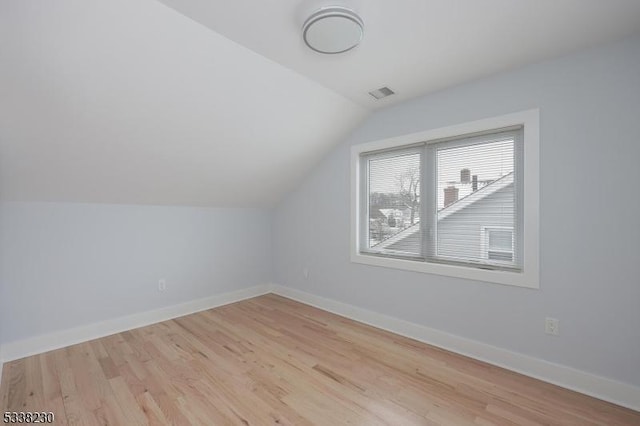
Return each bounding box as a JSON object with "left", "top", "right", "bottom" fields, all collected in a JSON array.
[
  {"left": 432, "top": 133, "right": 519, "bottom": 270},
  {"left": 364, "top": 148, "right": 423, "bottom": 258},
  {"left": 360, "top": 128, "right": 522, "bottom": 272}
]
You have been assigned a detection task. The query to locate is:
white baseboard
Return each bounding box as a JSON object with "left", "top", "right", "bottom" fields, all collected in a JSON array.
[
  {"left": 2, "top": 283, "right": 637, "bottom": 411},
  {"left": 0, "top": 284, "right": 271, "bottom": 363},
  {"left": 270, "top": 284, "right": 640, "bottom": 412}
]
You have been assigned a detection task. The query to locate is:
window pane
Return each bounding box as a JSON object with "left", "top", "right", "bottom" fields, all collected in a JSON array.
[
  {"left": 489, "top": 230, "right": 512, "bottom": 251},
  {"left": 367, "top": 152, "right": 422, "bottom": 256},
  {"left": 435, "top": 137, "right": 517, "bottom": 268}
]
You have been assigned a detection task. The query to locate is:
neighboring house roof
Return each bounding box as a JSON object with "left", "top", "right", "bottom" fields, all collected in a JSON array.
[
  {"left": 438, "top": 172, "right": 514, "bottom": 221},
  {"left": 372, "top": 221, "right": 420, "bottom": 249},
  {"left": 378, "top": 208, "right": 399, "bottom": 218},
  {"left": 369, "top": 207, "right": 386, "bottom": 220},
  {"left": 438, "top": 180, "right": 492, "bottom": 208},
  {"left": 373, "top": 172, "right": 514, "bottom": 251}
]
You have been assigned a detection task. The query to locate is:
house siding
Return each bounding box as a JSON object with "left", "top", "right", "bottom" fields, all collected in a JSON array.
[
  {"left": 386, "top": 183, "right": 515, "bottom": 258},
  {"left": 386, "top": 228, "right": 422, "bottom": 253},
  {"left": 437, "top": 183, "right": 514, "bottom": 261}
]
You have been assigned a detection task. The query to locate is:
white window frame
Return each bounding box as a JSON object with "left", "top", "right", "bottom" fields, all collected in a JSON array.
[{"left": 350, "top": 109, "right": 539, "bottom": 289}]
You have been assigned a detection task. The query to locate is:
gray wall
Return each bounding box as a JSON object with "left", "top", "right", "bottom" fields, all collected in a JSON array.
[
  {"left": 0, "top": 202, "right": 272, "bottom": 345},
  {"left": 272, "top": 34, "right": 640, "bottom": 386}
]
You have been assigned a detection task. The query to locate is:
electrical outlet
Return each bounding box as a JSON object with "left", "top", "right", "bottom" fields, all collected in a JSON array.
[
  {"left": 158, "top": 279, "right": 167, "bottom": 292},
  {"left": 303, "top": 267, "right": 310, "bottom": 279},
  {"left": 545, "top": 317, "right": 559, "bottom": 336}
]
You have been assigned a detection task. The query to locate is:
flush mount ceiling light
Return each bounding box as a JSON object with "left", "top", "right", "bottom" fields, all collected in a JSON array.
[{"left": 302, "top": 6, "right": 364, "bottom": 54}]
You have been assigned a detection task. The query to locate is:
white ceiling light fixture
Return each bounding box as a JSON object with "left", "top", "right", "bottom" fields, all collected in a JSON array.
[{"left": 302, "top": 6, "right": 364, "bottom": 54}]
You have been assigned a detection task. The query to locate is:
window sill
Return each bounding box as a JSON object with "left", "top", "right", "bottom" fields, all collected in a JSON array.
[{"left": 351, "top": 252, "right": 539, "bottom": 289}]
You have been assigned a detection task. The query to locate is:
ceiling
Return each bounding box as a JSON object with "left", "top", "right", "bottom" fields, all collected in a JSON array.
[
  {"left": 0, "top": 0, "right": 365, "bottom": 206},
  {"left": 1, "top": 0, "right": 640, "bottom": 207},
  {"left": 158, "top": 0, "right": 640, "bottom": 108}
]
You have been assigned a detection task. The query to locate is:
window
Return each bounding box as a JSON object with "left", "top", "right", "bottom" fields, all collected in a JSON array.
[
  {"left": 482, "top": 227, "right": 514, "bottom": 262},
  {"left": 361, "top": 129, "right": 520, "bottom": 270},
  {"left": 365, "top": 148, "right": 422, "bottom": 258},
  {"left": 351, "top": 110, "right": 539, "bottom": 288}
]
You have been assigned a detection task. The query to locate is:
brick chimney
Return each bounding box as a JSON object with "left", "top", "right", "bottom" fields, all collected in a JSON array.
[
  {"left": 444, "top": 186, "right": 459, "bottom": 207},
  {"left": 460, "top": 168, "right": 470, "bottom": 184},
  {"left": 472, "top": 175, "right": 478, "bottom": 192}
]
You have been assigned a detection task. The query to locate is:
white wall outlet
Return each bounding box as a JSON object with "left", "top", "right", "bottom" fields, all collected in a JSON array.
[
  {"left": 303, "top": 267, "right": 310, "bottom": 279},
  {"left": 158, "top": 279, "right": 167, "bottom": 292},
  {"left": 545, "top": 317, "right": 559, "bottom": 336}
]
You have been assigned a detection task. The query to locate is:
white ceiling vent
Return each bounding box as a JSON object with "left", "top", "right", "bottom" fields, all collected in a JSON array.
[{"left": 368, "top": 87, "right": 395, "bottom": 100}]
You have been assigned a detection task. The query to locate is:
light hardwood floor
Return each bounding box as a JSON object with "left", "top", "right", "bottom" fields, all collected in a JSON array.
[{"left": 1, "top": 294, "right": 638, "bottom": 425}]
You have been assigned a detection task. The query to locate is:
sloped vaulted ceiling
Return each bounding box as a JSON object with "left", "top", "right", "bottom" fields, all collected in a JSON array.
[{"left": 0, "top": 0, "right": 366, "bottom": 206}]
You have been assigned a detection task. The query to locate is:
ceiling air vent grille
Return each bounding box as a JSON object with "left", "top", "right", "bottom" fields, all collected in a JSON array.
[{"left": 368, "top": 87, "right": 395, "bottom": 100}]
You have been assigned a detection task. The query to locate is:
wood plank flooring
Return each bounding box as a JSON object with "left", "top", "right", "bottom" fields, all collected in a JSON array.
[{"left": 1, "top": 294, "right": 638, "bottom": 425}]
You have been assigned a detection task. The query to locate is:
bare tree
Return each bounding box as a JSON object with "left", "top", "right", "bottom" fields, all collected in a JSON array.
[{"left": 397, "top": 167, "right": 420, "bottom": 225}]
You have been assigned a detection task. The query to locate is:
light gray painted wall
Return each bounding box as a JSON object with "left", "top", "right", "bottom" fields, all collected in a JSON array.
[
  {"left": 272, "top": 34, "right": 640, "bottom": 386},
  {"left": 0, "top": 202, "right": 272, "bottom": 345}
]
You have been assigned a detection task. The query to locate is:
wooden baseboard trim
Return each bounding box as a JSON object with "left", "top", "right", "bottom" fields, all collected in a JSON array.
[
  {"left": 269, "top": 284, "right": 640, "bottom": 411},
  {"left": 0, "top": 284, "right": 271, "bottom": 363}
]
